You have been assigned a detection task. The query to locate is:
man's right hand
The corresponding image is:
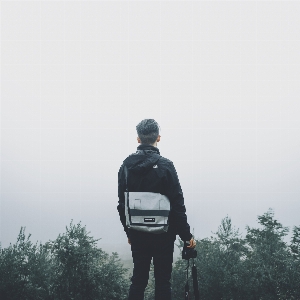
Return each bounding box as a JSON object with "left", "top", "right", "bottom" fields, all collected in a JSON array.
[{"left": 186, "top": 238, "right": 196, "bottom": 249}]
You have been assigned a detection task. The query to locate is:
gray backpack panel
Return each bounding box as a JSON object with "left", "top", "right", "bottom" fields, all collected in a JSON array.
[{"left": 125, "top": 192, "right": 170, "bottom": 234}]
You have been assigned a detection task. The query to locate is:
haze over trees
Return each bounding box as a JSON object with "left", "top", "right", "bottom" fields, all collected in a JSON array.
[
  {"left": 171, "top": 210, "right": 300, "bottom": 300},
  {"left": 0, "top": 209, "right": 299, "bottom": 299},
  {"left": 0, "top": 222, "right": 128, "bottom": 300}
]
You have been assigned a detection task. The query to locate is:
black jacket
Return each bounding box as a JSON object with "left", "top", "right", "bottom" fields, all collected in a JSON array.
[{"left": 117, "top": 144, "right": 192, "bottom": 241}]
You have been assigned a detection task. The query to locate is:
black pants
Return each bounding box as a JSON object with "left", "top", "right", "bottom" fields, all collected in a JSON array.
[{"left": 128, "top": 232, "right": 175, "bottom": 300}]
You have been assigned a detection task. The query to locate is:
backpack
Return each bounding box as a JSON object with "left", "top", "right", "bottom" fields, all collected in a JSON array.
[{"left": 124, "top": 164, "right": 170, "bottom": 234}]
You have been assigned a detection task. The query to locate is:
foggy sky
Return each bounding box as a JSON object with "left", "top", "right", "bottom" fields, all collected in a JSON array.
[{"left": 1, "top": 1, "right": 300, "bottom": 259}]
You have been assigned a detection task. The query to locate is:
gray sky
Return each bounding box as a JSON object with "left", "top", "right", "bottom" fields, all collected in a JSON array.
[{"left": 1, "top": 1, "right": 300, "bottom": 259}]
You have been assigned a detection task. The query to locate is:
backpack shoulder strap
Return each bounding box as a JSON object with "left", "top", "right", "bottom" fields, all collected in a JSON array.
[{"left": 123, "top": 165, "right": 129, "bottom": 193}]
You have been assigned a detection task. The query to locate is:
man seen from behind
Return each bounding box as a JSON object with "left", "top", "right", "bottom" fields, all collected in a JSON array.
[{"left": 117, "top": 119, "right": 196, "bottom": 300}]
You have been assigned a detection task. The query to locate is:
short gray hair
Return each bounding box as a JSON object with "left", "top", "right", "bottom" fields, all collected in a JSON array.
[{"left": 136, "top": 119, "right": 160, "bottom": 145}]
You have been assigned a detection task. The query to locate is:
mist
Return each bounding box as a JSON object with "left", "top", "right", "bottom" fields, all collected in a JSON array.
[{"left": 1, "top": 1, "right": 300, "bottom": 260}]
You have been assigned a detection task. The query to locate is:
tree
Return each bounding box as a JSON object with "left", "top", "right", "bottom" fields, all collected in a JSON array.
[
  {"left": 244, "top": 209, "right": 293, "bottom": 299},
  {"left": 290, "top": 225, "right": 300, "bottom": 260},
  {"left": 172, "top": 217, "right": 248, "bottom": 300},
  {"left": 0, "top": 222, "right": 129, "bottom": 300},
  {"left": 171, "top": 212, "right": 300, "bottom": 300},
  {"left": 144, "top": 263, "right": 155, "bottom": 300},
  {"left": 49, "top": 221, "right": 129, "bottom": 300},
  {"left": 0, "top": 227, "right": 52, "bottom": 300},
  {"left": 2, "top": 212, "right": 299, "bottom": 299},
  {"left": 288, "top": 225, "right": 300, "bottom": 298}
]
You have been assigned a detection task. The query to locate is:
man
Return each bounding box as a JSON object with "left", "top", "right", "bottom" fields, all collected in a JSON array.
[{"left": 118, "top": 119, "right": 196, "bottom": 300}]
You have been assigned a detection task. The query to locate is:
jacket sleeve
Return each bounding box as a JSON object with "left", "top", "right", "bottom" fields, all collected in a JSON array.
[
  {"left": 117, "top": 164, "right": 129, "bottom": 238},
  {"left": 164, "top": 162, "right": 192, "bottom": 242}
]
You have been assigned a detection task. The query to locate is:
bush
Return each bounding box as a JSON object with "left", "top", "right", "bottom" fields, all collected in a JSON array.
[
  {"left": 0, "top": 227, "right": 52, "bottom": 300},
  {"left": 1, "top": 212, "right": 299, "bottom": 299},
  {"left": 171, "top": 210, "right": 300, "bottom": 300},
  {"left": 0, "top": 222, "right": 129, "bottom": 300}
]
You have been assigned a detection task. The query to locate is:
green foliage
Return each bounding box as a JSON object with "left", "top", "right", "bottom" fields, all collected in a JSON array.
[
  {"left": 289, "top": 226, "right": 300, "bottom": 299},
  {"left": 171, "top": 210, "right": 300, "bottom": 300},
  {"left": 0, "top": 222, "right": 129, "bottom": 300},
  {"left": 50, "top": 221, "right": 102, "bottom": 299},
  {"left": 244, "top": 209, "right": 293, "bottom": 299},
  {"left": 1, "top": 212, "right": 300, "bottom": 299},
  {"left": 290, "top": 225, "right": 300, "bottom": 259},
  {"left": 144, "top": 263, "right": 155, "bottom": 300},
  {"left": 0, "top": 227, "right": 52, "bottom": 300}
]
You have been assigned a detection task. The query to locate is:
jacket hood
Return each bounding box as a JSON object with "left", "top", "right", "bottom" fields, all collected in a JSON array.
[{"left": 123, "top": 145, "right": 161, "bottom": 175}]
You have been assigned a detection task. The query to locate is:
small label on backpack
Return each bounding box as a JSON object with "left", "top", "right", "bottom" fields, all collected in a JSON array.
[{"left": 144, "top": 218, "right": 155, "bottom": 222}]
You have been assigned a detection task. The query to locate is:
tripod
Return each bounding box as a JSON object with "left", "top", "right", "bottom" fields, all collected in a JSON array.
[{"left": 184, "top": 258, "right": 199, "bottom": 300}]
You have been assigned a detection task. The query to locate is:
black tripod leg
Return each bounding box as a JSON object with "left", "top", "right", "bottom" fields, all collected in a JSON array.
[
  {"left": 192, "top": 265, "right": 200, "bottom": 300},
  {"left": 185, "top": 281, "right": 189, "bottom": 300}
]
